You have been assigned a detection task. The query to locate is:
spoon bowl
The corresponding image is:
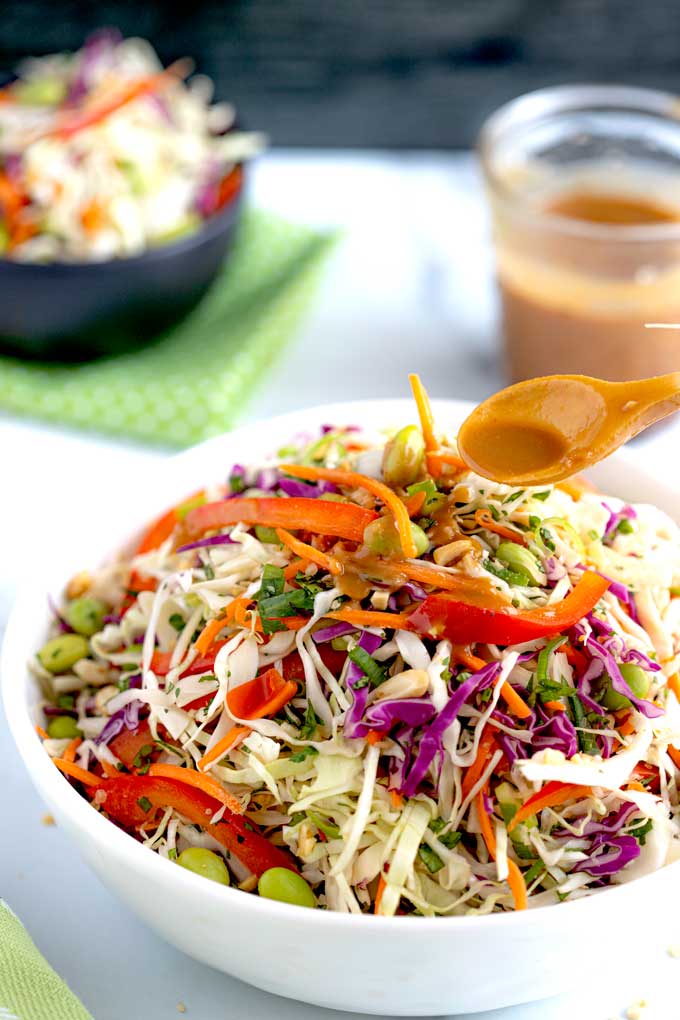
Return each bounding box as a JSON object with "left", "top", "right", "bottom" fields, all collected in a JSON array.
[{"left": 457, "top": 372, "right": 680, "bottom": 485}]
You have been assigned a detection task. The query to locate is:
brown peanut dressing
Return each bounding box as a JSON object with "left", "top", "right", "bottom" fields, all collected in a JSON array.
[
  {"left": 457, "top": 372, "right": 680, "bottom": 486},
  {"left": 500, "top": 187, "right": 680, "bottom": 382},
  {"left": 546, "top": 190, "right": 679, "bottom": 225}
]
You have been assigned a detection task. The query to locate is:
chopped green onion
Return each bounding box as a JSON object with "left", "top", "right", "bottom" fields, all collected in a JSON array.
[
  {"left": 290, "top": 746, "right": 318, "bottom": 763},
  {"left": 418, "top": 843, "right": 445, "bottom": 873},
  {"left": 137, "top": 796, "right": 152, "bottom": 813},
  {"left": 168, "top": 613, "right": 185, "bottom": 632},
  {"left": 299, "top": 702, "right": 321, "bottom": 740},
  {"left": 347, "top": 646, "right": 386, "bottom": 688},
  {"left": 308, "top": 811, "right": 341, "bottom": 839},
  {"left": 496, "top": 541, "right": 545, "bottom": 585},
  {"left": 255, "top": 525, "right": 283, "bottom": 545},
  {"left": 568, "top": 694, "right": 597, "bottom": 755},
  {"left": 533, "top": 490, "right": 551, "bottom": 502}
]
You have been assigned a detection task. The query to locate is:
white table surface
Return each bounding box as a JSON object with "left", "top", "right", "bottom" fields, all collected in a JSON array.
[{"left": 2, "top": 151, "right": 680, "bottom": 1020}]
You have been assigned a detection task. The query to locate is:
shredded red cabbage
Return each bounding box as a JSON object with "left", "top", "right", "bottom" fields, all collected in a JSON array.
[
  {"left": 399, "top": 663, "right": 502, "bottom": 796},
  {"left": 312, "top": 621, "right": 356, "bottom": 644},
  {"left": 364, "top": 698, "right": 436, "bottom": 730},
  {"left": 96, "top": 699, "right": 142, "bottom": 746},
  {"left": 572, "top": 833, "right": 640, "bottom": 876},
  {"left": 343, "top": 632, "right": 383, "bottom": 739},
  {"left": 176, "top": 534, "right": 237, "bottom": 553},
  {"left": 602, "top": 502, "right": 637, "bottom": 545}
]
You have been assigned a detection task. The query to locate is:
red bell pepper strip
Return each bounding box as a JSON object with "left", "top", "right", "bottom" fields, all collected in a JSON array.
[
  {"left": 135, "top": 489, "right": 206, "bottom": 556},
  {"left": 96, "top": 775, "right": 296, "bottom": 877},
  {"left": 225, "top": 667, "right": 296, "bottom": 719},
  {"left": 282, "top": 645, "right": 348, "bottom": 684},
  {"left": 408, "top": 571, "right": 610, "bottom": 646},
  {"left": 150, "top": 641, "right": 228, "bottom": 680},
  {"left": 182, "top": 497, "right": 377, "bottom": 545},
  {"left": 108, "top": 720, "right": 156, "bottom": 770}
]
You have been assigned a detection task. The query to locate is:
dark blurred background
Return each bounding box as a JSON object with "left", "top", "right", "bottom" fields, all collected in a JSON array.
[{"left": 4, "top": 0, "right": 680, "bottom": 148}]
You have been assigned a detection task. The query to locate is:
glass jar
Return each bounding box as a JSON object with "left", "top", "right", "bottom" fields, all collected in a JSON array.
[{"left": 478, "top": 84, "right": 680, "bottom": 382}]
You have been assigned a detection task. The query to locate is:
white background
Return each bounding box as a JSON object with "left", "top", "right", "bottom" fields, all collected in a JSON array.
[{"left": 2, "top": 152, "right": 680, "bottom": 1020}]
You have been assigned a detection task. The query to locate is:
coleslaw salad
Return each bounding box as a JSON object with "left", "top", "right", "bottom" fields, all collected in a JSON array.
[
  {"left": 0, "top": 30, "right": 264, "bottom": 262},
  {"left": 33, "top": 375, "right": 680, "bottom": 916}
]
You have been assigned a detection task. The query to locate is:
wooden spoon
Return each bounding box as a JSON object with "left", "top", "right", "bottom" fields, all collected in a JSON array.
[{"left": 457, "top": 373, "right": 680, "bottom": 485}]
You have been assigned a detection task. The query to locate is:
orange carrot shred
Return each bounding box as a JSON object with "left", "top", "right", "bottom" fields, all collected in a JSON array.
[
  {"left": 403, "top": 490, "right": 427, "bottom": 517},
  {"left": 366, "top": 729, "right": 386, "bottom": 745},
  {"left": 194, "top": 615, "right": 227, "bottom": 656},
  {"left": 198, "top": 725, "right": 250, "bottom": 771},
  {"left": 390, "top": 789, "right": 404, "bottom": 810},
  {"left": 54, "top": 758, "right": 103, "bottom": 787},
  {"left": 147, "top": 763, "right": 243, "bottom": 814},
  {"left": 668, "top": 746, "right": 680, "bottom": 770},
  {"left": 374, "top": 874, "right": 387, "bottom": 915},
  {"left": 323, "top": 608, "right": 412, "bottom": 629},
  {"left": 279, "top": 463, "right": 417, "bottom": 559},
  {"left": 101, "top": 760, "right": 120, "bottom": 779},
  {"left": 461, "top": 728, "right": 497, "bottom": 799},
  {"left": 667, "top": 673, "right": 680, "bottom": 703},
  {"left": 276, "top": 528, "right": 341, "bottom": 574},
  {"left": 62, "top": 737, "right": 82, "bottom": 763},
  {"left": 408, "top": 373, "right": 438, "bottom": 453},
  {"left": 476, "top": 787, "right": 527, "bottom": 911},
  {"left": 36, "top": 725, "right": 49, "bottom": 740},
  {"left": 544, "top": 700, "right": 567, "bottom": 713},
  {"left": 474, "top": 508, "right": 528, "bottom": 547},
  {"left": 508, "top": 782, "right": 590, "bottom": 834}
]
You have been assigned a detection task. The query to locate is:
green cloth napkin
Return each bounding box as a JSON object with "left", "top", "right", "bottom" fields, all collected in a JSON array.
[
  {"left": 0, "top": 211, "right": 337, "bottom": 447},
  {"left": 0, "top": 901, "right": 92, "bottom": 1020}
]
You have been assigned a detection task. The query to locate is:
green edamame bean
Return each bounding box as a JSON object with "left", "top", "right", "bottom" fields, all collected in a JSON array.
[
  {"left": 177, "top": 847, "right": 230, "bottom": 886},
  {"left": 602, "top": 662, "right": 650, "bottom": 711},
  {"left": 364, "top": 516, "right": 429, "bottom": 558},
  {"left": 382, "top": 426, "right": 425, "bottom": 488},
  {"left": 47, "top": 715, "right": 81, "bottom": 740},
  {"left": 258, "top": 867, "right": 316, "bottom": 908},
  {"left": 38, "top": 634, "right": 90, "bottom": 674},
  {"left": 65, "top": 597, "right": 107, "bottom": 637}
]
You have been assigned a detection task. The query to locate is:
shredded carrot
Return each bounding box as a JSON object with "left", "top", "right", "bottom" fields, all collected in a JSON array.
[
  {"left": 366, "top": 729, "right": 386, "bottom": 745},
  {"left": 403, "top": 490, "right": 427, "bottom": 517},
  {"left": 101, "top": 760, "right": 120, "bottom": 779},
  {"left": 284, "top": 558, "right": 307, "bottom": 581},
  {"left": 390, "top": 789, "right": 404, "bottom": 810},
  {"left": 427, "top": 450, "right": 466, "bottom": 477},
  {"left": 276, "top": 528, "right": 341, "bottom": 574},
  {"left": 147, "top": 763, "right": 243, "bottom": 814},
  {"left": 198, "top": 725, "right": 250, "bottom": 771},
  {"left": 476, "top": 787, "right": 527, "bottom": 911},
  {"left": 616, "top": 712, "right": 636, "bottom": 737},
  {"left": 474, "top": 508, "right": 528, "bottom": 547},
  {"left": 62, "top": 737, "right": 82, "bottom": 763},
  {"left": 408, "top": 373, "right": 438, "bottom": 453},
  {"left": 391, "top": 558, "right": 494, "bottom": 595},
  {"left": 461, "top": 728, "right": 497, "bottom": 799},
  {"left": 194, "top": 615, "right": 227, "bottom": 656},
  {"left": 667, "top": 673, "right": 680, "bottom": 703},
  {"left": 324, "top": 608, "right": 412, "bottom": 629},
  {"left": 476, "top": 787, "right": 497, "bottom": 852},
  {"left": 54, "top": 758, "right": 103, "bottom": 787},
  {"left": 445, "top": 647, "right": 532, "bottom": 719},
  {"left": 668, "top": 746, "right": 680, "bottom": 770},
  {"left": 36, "top": 725, "right": 49, "bottom": 740},
  {"left": 508, "top": 781, "right": 590, "bottom": 834},
  {"left": 81, "top": 199, "right": 105, "bottom": 234},
  {"left": 564, "top": 642, "right": 589, "bottom": 673},
  {"left": 279, "top": 464, "right": 417, "bottom": 559},
  {"left": 543, "top": 700, "right": 567, "bottom": 713},
  {"left": 374, "top": 874, "right": 387, "bottom": 915}
]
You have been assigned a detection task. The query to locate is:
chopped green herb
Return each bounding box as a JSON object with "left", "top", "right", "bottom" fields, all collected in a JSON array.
[
  {"left": 168, "top": 848, "right": 178, "bottom": 860},
  {"left": 418, "top": 843, "right": 445, "bottom": 874},
  {"left": 488, "top": 504, "right": 501, "bottom": 522},
  {"left": 630, "top": 818, "right": 653, "bottom": 846},
  {"left": 168, "top": 613, "right": 185, "bottom": 632},
  {"left": 617, "top": 518, "right": 634, "bottom": 535},
  {"left": 348, "top": 646, "right": 386, "bottom": 688},
  {"left": 229, "top": 469, "right": 246, "bottom": 494},
  {"left": 290, "top": 746, "right": 319, "bottom": 763},
  {"left": 523, "top": 860, "right": 546, "bottom": 885},
  {"left": 288, "top": 812, "right": 306, "bottom": 827},
  {"left": 503, "top": 490, "right": 525, "bottom": 504},
  {"left": 528, "top": 515, "right": 541, "bottom": 531},
  {"left": 203, "top": 563, "right": 215, "bottom": 581},
  {"left": 137, "top": 796, "right": 152, "bottom": 813},
  {"left": 513, "top": 842, "right": 536, "bottom": 860},
  {"left": 539, "top": 527, "right": 556, "bottom": 552},
  {"left": 57, "top": 694, "right": 75, "bottom": 710},
  {"left": 428, "top": 816, "right": 446, "bottom": 834},
  {"left": 117, "top": 676, "right": 131, "bottom": 692},
  {"left": 533, "top": 490, "right": 551, "bottom": 502},
  {"left": 257, "top": 564, "right": 285, "bottom": 602},
  {"left": 568, "top": 694, "right": 597, "bottom": 755},
  {"left": 300, "top": 702, "right": 321, "bottom": 740},
  {"left": 308, "top": 811, "right": 341, "bottom": 839},
  {"left": 439, "top": 830, "right": 462, "bottom": 850}
]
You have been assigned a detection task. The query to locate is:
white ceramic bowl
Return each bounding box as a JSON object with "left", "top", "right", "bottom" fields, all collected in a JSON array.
[{"left": 4, "top": 399, "right": 680, "bottom": 1017}]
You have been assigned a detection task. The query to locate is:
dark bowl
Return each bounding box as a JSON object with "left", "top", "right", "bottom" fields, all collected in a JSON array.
[{"left": 0, "top": 173, "right": 245, "bottom": 361}]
